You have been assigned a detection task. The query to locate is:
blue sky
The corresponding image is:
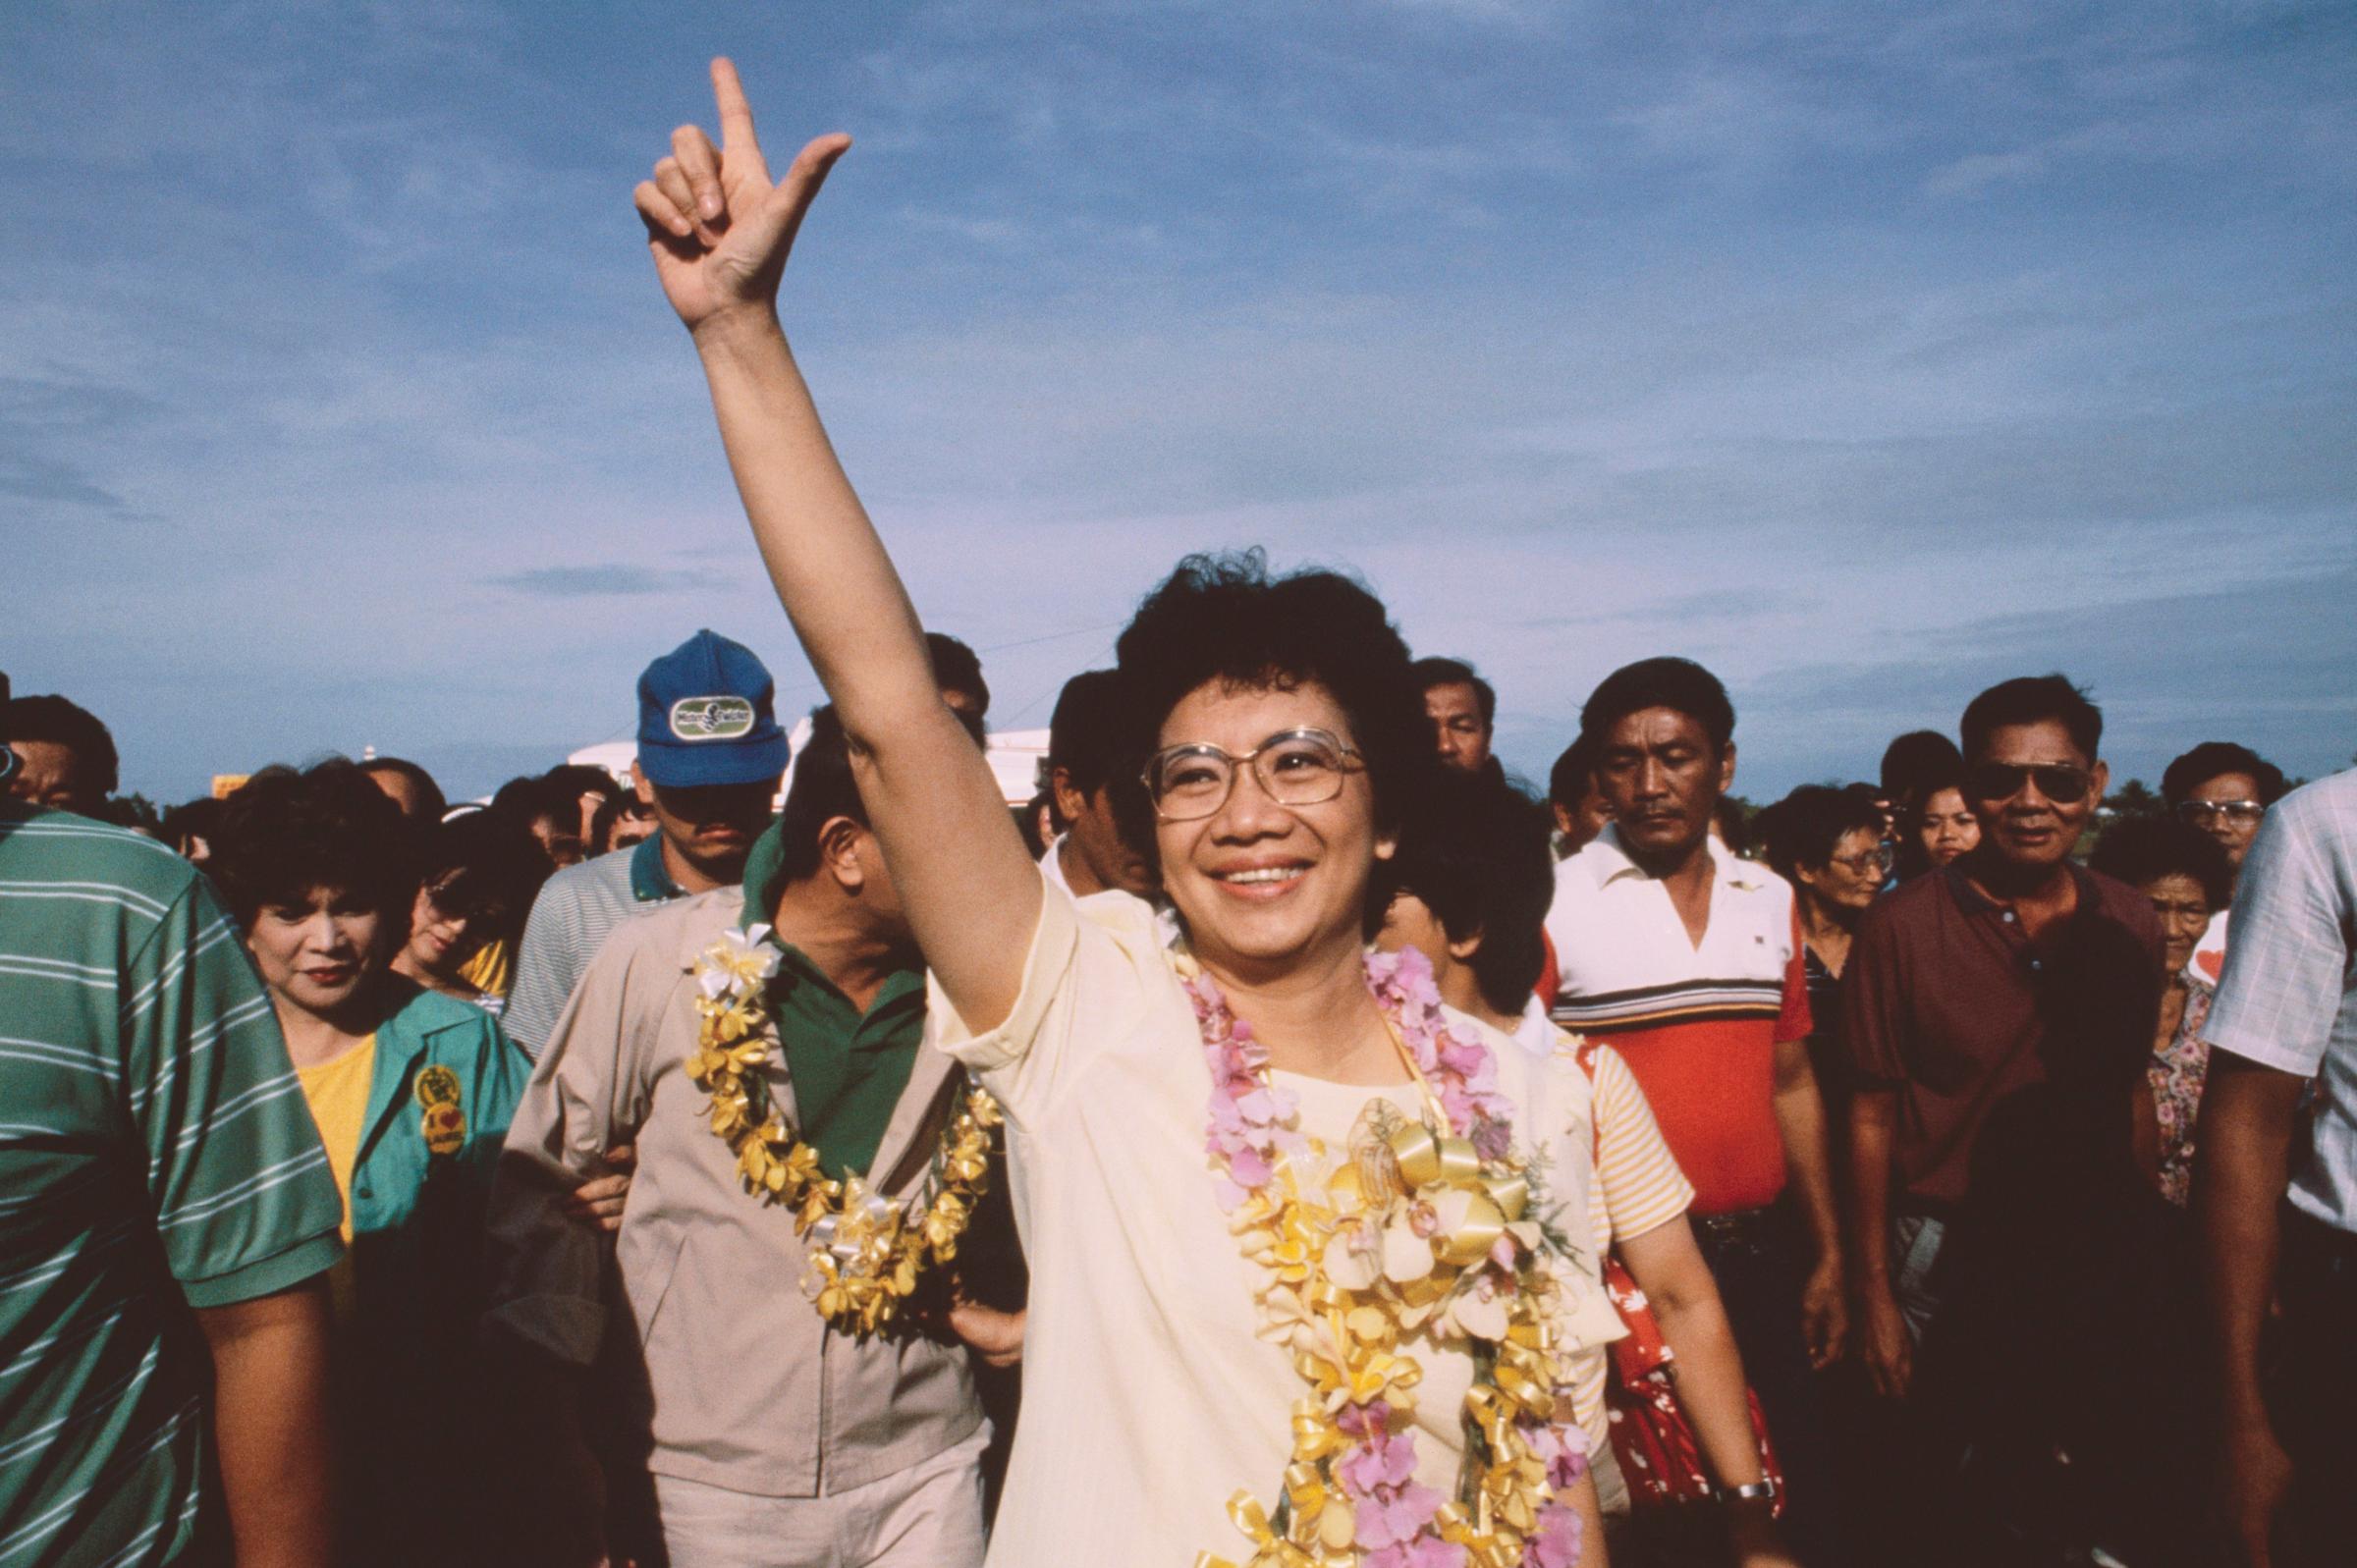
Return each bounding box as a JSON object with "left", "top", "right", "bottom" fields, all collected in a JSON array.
[{"left": 4, "top": 0, "right": 2352, "bottom": 804}]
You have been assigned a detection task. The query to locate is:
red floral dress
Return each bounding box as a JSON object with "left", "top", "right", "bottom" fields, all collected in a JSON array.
[{"left": 2150, "top": 979, "right": 2215, "bottom": 1209}]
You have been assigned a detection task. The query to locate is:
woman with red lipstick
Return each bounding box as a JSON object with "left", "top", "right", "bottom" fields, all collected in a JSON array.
[
  {"left": 631, "top": 61, "right": 1621, "bottom": 1567},
  {"left": 211, "top": 760, "right": 530, "bottom": 1566}
]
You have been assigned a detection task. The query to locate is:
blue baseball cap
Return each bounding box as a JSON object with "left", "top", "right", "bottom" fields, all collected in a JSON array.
[{"left": 635, "top": 630, "right": 792, "bottom": 788}]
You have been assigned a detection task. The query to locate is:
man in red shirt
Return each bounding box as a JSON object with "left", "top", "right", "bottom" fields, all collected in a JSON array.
[
  {"left": 1843, "top": 675, "right": 2165, "bottom": 1564},
  {"left": 1547, "top": 657, "right": 1849, "bottom": 1566}
]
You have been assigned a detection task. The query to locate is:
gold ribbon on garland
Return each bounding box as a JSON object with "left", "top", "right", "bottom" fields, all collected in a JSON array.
[{"left": 685, "top": 927, "right": 1002, "bottom": 1336}]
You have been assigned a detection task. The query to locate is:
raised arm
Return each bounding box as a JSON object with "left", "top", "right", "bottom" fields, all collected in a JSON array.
[{"left": 635, "top": 58, "right": 1039, "bottom": 1029}]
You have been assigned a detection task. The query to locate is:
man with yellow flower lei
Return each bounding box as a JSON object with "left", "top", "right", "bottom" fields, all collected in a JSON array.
[{"left": 485, "top": 707, "right": 1016, "bottom": 1568}]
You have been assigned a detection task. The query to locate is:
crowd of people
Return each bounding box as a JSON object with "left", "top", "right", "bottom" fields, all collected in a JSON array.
[{"left": 3, "top": 57, "right": 2352, "bottom": 1568}]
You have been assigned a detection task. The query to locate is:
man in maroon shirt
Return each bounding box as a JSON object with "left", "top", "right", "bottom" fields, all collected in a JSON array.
[{"left": 1841, "top": 675, "right": 2165, "bottom": 1562}]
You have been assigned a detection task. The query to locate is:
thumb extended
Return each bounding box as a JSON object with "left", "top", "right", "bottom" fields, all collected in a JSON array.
[{"left": 737, "top": 135, "right": 851, "bottom": 269}]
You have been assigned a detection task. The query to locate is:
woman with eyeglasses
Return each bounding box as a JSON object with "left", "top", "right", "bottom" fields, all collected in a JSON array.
[
  {"left": 1757, "top": 786, "right": 1891, "bottom": 1173},
  {"left": 628, "top": 61, "right": 1622, "bottom": 1568},
  {"left": 2159, "top": 741, "right": 2287, "bottom": 987}
]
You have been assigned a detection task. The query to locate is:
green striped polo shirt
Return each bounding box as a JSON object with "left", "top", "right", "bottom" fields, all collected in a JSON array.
[{"left": 0, "top": 804, "right": 344, "bottom": 1566}]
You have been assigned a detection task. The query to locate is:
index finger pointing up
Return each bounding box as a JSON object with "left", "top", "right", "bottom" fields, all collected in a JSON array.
[{"left": 711, "top": 57, "right": 761, "bottom": 156}]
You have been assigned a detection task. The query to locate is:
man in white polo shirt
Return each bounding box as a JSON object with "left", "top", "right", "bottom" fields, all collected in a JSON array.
[
  {"left": 1546, "top": 656, "right": 1848, "bottom": 1567},
  {"left": 2196, "top": 766, "right": 2357, "bottom": 1567}
]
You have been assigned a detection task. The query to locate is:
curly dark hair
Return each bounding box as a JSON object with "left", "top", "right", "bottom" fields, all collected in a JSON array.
[
  {"left": 209, "top": 758, "right": 416, "bottom": 930},
  {"left": 2091, "top": 814, "right": 2233, "bottom": 910},
  {"left": 1109, "top": 550, "right": 1438, "bottom": 918}
]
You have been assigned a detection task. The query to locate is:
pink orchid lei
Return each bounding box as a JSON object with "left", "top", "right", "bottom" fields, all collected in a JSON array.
[{"left": 1181, "top": 944, "right": 1588, "bottom": 1568}]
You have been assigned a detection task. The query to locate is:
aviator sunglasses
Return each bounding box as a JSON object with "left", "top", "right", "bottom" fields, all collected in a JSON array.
[{"left": 1963, "top": 762, "right": 2096, "bottom": 806}]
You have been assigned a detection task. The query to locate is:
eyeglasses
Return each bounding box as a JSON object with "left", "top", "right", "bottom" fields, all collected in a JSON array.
[
  {"left": 2176, "top": 799, "right": 2265, "bottom": 825},
  {"left": 1142, "top": 728, "right": 1364, "bottom": 822},
  {"left": 1829, "top": 844, "right": 1894, "bottom": 877},
  {"left": 1963, "top": 762, "right": 2095, "bottom": 806},
  {"left": 422, "top": 875, "right": 505, "bottom": 926}
]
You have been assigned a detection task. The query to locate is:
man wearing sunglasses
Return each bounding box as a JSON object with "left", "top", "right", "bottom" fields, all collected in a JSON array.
[
  {"left": 1841, "top": 675, "right": 2167, "bottom": 1561},
  {"left": 2161, "top": 741, "right": 2288, "bottom": 986}
]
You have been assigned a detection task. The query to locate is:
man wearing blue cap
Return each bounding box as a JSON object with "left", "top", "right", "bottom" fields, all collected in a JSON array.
[{"left": 505, "top": 629, "right": 793, "bottom": 1060}]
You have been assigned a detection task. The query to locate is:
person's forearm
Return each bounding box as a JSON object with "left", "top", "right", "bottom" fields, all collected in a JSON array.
[
  {"left": 1654, "top": 1290, "right": 1766, "bottom": 1487},
  {"left": 692, "top": 309, "right": 943, "bottom": 746},
  {"left": 689, "top": 307, "right": 1039, "bottom": 1028},
  {"left": 197, "top": 1280, "right": 335, "bottom": 1568},
  {"left": 1562, "top": 1467, "right": 1609, "bottom": 1568},
  {"left": 1773, "top": 1077, "right": 1841, "bottom": 1266},
  {"left": 1846, "top": 1093, "right": 1897, "bottom": 1295},
  {"left": 2195, "top": 1058, "right": 2302, "bottom": 1429}
]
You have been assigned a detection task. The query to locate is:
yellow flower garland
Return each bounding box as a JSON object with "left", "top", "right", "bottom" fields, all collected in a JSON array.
[
  {"left": 1206, "top": 1122, "right": 1585, "bottom": 1568},
  {"left": 1183, "top": 949, "right": 1591, "bottom": 1568},
  {"left": 685, "top": 925, "right": 1002, "bottom": 1336}
]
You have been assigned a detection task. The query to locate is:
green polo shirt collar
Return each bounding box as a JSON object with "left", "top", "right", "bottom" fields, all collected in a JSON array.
[
  {"left": 630, "top": 833, "right": 685, "bottom": 902},
  {"left": 739, "top": 817, "right": 926, "bottom": 1182}
]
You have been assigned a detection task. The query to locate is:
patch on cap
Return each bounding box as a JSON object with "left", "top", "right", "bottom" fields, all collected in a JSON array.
[{"left": 670, "top": 695, "right": 757, "bottom": 742}]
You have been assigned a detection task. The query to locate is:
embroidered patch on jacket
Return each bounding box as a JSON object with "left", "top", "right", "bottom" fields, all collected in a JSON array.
[{"left": 414, "top": 1064, "right": 466, "bottom": 1157}]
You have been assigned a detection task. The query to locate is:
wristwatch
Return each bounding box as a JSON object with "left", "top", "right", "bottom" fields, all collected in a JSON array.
[{"left": 1717, "top": 1479, "right": 1779, "bottom": 1506}]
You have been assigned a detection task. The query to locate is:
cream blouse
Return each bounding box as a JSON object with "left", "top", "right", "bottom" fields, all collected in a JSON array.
[{"left": 930, "top": 869, "right": 1623, "bottom": 1568}]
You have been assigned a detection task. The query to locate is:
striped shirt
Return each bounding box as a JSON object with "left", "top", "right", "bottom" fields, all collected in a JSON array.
[
  {"left": 1546, "top": 826, "right": 1811, "bottom": 1215},
  {"left": 1509, "top": 1003, "right": 1695, "bottom": 1457},
  {"left": 0, "top": 805, "right": 343, "bottom": 1566},
  {"left": 2202, "top": 769, "right": 2357, "bottom": 1232},
  {"left": 502, "top": 837, "right": 685, "bottom": 1057}
]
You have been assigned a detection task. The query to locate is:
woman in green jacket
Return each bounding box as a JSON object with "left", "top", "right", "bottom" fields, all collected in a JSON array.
[{"left": 212, "top": 760, "right": 532, "bottom": 1566}]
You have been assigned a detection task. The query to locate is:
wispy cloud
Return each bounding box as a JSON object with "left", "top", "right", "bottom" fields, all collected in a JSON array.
[
  {"left": 493, "top": 565, "right": 733, "bottom": 598},
  {"left": 1924, "top": 149, "right": 2047, "bottom": 196},
  {"left": 2, "top": 1, "right": 2349, "bottom": 801}
]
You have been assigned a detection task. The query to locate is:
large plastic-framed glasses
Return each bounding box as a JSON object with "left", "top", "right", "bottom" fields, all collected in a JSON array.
[
  {"left": 1142, "top": 728, "right": 1365, "bottom": 822},
  {"left": 1830, "top": 843, "right": 1895, "bottom": 878},
  {"left": 2176, "top": 798, "right": 2264, "bottom": 825},
  {"left": 1964, "top": 762, "right": 2095, "bottom": 806}
]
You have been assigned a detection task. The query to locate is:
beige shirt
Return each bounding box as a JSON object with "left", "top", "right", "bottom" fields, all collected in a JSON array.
[
  {"left": 934, "top": 869, "right": 1622, "bottom": 1568},
  {"left": 483, "top": 889, "right": 984, "bottom": 1497}
]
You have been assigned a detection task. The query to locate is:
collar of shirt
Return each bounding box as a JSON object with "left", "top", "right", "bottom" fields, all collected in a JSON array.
[
  {"left": 1511, "top": 996, "right": 1557, "bottom": 1056},
  {"left": 1941, "top": 859, "right": 2096, "bottom": 935},
  {"left": 1582, "top": 821, "right": 1766, "bottom": 894},
  {"left": 630, "top": 831, "right": 685, "bottom": 903},
  {"left": 735, "top": 815, "right": 793, "bottom": 929},
  {"left": 765, "top": 940, "right": 928, "bottom": 1182},
  {"left": 1040, "top": 833, "right": 1074, "bottom": 897}
]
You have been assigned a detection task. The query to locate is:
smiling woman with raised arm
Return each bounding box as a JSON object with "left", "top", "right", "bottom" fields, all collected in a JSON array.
[{"left": 636, "top": 59, "right": 1624, "bottom": 1568}]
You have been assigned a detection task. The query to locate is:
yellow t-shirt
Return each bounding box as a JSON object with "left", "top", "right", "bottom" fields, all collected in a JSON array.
[
  {"left": 457, "top": 939, "right": 512, "bottom": 999},
  {"left": 296, "top": 1035, "right": 377, "bottom": 1242}
]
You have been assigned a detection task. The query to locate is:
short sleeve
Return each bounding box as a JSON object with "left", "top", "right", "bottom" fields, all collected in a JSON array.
[
  {"left": 2205, "top": 798, "right": 2349, "bottom": 1076},
  {"left": 1840, "top": 900, "right": 1908, "bottom": 1090},
  {"left": 130, "top": 877, "right": 343, "bottom": 1309},
  {"left": 926, "top": 864, "right": 1084, "bottom": 1124},
  {"left": 1590, "top": 1044, "right": 1694, "bottom": 1244},
  {"left": 1774, "top": 901, "right": 1813, "bottom": 1046}
]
